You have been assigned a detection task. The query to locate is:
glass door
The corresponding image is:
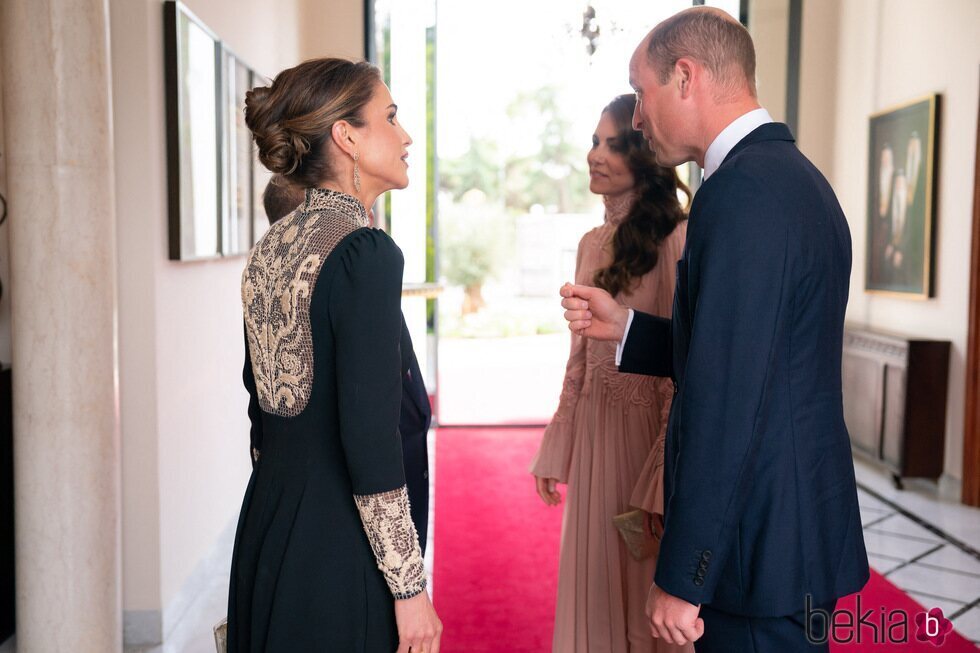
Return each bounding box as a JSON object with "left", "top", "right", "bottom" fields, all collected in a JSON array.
[
  {"left": 433, "top": 0, "right": 692, "bottom": 426},
  {"left": 370, "top": 0, "right": 440, "bottom": 409},
  {"left": 369, "top": 0, "right": 752, "bottom": 427}
]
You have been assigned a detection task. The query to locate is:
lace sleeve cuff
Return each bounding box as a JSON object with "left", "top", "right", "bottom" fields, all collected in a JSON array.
[{"left": 353, "top": 485, "right": 427, "bottom": 599}]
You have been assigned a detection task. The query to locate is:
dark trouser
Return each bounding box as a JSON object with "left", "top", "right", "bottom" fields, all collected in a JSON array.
[{"left": 695, "top": 602, "right": 835, "bottom": 653}]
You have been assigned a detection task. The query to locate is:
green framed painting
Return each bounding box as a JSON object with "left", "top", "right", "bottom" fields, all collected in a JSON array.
[{"left": 865, "top": 94, "right": 940, "bottom": 298}]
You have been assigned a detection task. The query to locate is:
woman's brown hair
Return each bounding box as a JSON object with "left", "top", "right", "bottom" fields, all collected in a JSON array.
[
  {"left": 593, "top": 94, "right": 690, "bottom": 297},
  {"left": 244, "top": 58, "right": 381, "bottom": 188}
]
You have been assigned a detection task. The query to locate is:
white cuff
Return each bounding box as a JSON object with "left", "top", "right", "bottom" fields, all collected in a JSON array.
[{"left": 615, "top": 309, "right": 635, "bottom": 367}]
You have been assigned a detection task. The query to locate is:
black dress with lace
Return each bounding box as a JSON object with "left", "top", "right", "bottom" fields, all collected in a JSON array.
[{"left": 227, "top": 188, "right": 425, "bottom": 652}]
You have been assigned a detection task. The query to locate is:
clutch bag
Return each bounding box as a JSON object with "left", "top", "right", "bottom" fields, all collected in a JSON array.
[
  {"left": 214, "top": 618, "right": 228, "bottom": 653},
  {"left": 613, "top": 509, "right": 659, "bottom": 562}
]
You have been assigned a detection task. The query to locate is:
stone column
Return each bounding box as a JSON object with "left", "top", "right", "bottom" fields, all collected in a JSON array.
[{"left": 0, "top": 1, "right": 122, "bottom": 651}]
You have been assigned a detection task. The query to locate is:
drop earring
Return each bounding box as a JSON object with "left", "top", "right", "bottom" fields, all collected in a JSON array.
[{"left": 353, "top": 152, "right": 361, "bottom": 193}]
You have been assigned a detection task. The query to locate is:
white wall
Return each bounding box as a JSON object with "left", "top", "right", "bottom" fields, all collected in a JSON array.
[
  {"left": 155, "top": 0, "right": 305, "bottom": 611},
  {"left": 799, "top": 0, "right": 979, "bottom": 483},
  {"left": 109, "top": 0, "right": 365, "bottom": 638}
]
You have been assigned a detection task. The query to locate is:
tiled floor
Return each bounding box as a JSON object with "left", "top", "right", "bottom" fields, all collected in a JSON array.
[
  {"left": 1, "top": 450, "right": 977, "bottom": 651},
  {"left": 854, "top": 457, "right": 980, "bottom": 645}
]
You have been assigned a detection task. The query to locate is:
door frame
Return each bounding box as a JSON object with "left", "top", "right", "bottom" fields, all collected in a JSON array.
[{"left": 963, "top": 70, "right": 980, "bottom": 507}]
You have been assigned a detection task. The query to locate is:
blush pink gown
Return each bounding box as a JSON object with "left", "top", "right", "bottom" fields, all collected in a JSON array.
[{"left": 531, "top": 193, "right": 691, "bottom": 653}]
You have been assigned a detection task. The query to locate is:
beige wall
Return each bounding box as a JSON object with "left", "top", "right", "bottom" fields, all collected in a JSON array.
[
  {"left": 300, "top": 0, "right": 365, "bottom": 60},
  {"left": 110, "top": 0, "right": 365, "bottom": 629},
  {"left": 749, "top": 0, "right": 790, "bottom": 124},
  {"left": 798, "top": 0, "right": 979, "bottom": 483},
  {"left": 796, "top": 0, "right": 840, "bottom": 181},
  {"left": 0, "top": 63, "right": 9, "bottom": 366}
]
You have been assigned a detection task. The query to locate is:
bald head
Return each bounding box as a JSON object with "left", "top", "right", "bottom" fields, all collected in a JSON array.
[{"left": 642, "top": 6, "right": 756, "bottom": 101}]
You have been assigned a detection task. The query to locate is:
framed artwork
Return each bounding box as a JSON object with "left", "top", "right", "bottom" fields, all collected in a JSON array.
[
  {"left": 865, "top": 94, "right": 940, "bottom": 298},
  {"left": 165, "top": 1, "right": 267, "bottom": 260},
  {"left": 222, "top": 48, "right": 254, "bottom": 256},
  {"left": 164, "top": 1, "right": 222, "bottom": 261}
]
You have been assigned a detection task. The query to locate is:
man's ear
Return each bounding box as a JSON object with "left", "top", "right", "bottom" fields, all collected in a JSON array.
[
  {"left": 331, "top": 120, "right": 358, "bottom": 157},
  {"left": 675, "top": 58, "right": 695, "bottom": 99}
]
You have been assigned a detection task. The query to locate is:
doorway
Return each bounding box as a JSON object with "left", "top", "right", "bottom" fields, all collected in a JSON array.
[
  {"left": 368, "top": 1, "right": 746, "bottom": 428},
  {"left": 963, "top": 74, "right": 980, "bottom": 507}
]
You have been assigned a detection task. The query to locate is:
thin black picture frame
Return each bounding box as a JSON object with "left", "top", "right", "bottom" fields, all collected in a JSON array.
[
  {"left": 164, "top": 1, "right": 223, "bottom": 261},
  {"left": 165, "top": 0, "right": 266, "bottom": 260},
  {"left": 221, "top": 44, "right": 258, "bottom": 256}
]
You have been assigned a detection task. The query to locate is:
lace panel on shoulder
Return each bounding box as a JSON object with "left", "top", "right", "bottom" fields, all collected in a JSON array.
[
  {"left": 241, "top": 189, "right": 369, "bottom": 417},
  {"left": 353, "top": 486, "right": 426, "bottom": 599}
]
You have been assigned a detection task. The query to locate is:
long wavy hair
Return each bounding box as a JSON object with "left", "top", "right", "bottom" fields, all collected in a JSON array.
[{"left": 592, "top": 94, "right": 690, "bottom": 297}]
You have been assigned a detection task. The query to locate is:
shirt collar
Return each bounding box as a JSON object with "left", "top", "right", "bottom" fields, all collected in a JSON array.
[{"left": 702, "top": 107, "right": 774, "bottom": 180}]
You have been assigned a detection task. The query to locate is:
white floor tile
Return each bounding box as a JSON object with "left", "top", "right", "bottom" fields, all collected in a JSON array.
[
  {"left": 863, "top": 528, "right": 943, "bottom": 561},
  {"left": 951, "top": 606, "right": 980, "bottom": 643},
  {"left": 887, "top": 563, "right": 980, "bottom": 603},
  {"left": 917, "top": 546, "right": 980, "bottom": 577},
  {"left": 866, "top": 514, "right": 944, "bottom": 544},
  {"left": 861, "top": 506, "right": 894, "bottom": 527},
  {"left": 854, "top": 459, "right": 980, "bottom": 550},
  {"left": 857, "top": 487, "right": 894, "bottom": 512},
  {"left": 867, "top": 552, "right": 906, "bottom": 575}
]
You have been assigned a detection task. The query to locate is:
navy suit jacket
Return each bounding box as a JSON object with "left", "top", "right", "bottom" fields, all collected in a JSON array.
[
  {"left": 620, "top": 123, "right": 869, "bottom": 616},
  {"left": 399, "top": 317, "right": 432, "bottom": 554}
]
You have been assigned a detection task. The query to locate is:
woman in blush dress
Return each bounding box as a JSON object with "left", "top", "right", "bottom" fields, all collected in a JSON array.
[{"left": 531, "top": 94, "right": 691, "bottom": 653}]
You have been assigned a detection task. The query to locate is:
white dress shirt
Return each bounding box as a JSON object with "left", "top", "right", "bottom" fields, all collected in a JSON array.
[{"left": 614, "top": 108, "right": 774, "bottom": 366}]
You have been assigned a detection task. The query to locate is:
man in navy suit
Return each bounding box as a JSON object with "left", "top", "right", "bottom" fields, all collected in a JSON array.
[
  {"left": 255, "top": 177, "right": 432, "bottom": 552},
  {"left": 561, "top": 7, "right": 868, "bottom": 651}
]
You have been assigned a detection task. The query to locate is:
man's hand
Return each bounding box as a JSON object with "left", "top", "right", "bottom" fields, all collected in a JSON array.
[
  {"left": 559, "top": 283, "right": 629, "bottom": 342},
  {"left": 645, "top": 584, "right": 704, "bottom": 646},
  {"left": 534, "top": 476, "right": 562, "bottom": 506}
]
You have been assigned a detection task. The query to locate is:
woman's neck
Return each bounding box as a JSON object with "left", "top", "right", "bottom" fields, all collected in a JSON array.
[
  {"left": 318, "top": 180, "right": 377, "bottom": 213},
  {"left": 603, "top": 189, "right": 637, "bottom": 226}
]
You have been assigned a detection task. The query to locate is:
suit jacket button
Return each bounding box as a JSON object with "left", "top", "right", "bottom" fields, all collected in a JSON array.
[
  {"left": 696, "top": 568, "right": 706, "bottom": 578},
  {"left": 694, "top": 578, "right": 704, "bottom": 587},
  {"left": 699, "top": 560, "right": 708, "bottom": 570},
  {"left": 703, "top": 550, "right": 712, "bottom": 561}
]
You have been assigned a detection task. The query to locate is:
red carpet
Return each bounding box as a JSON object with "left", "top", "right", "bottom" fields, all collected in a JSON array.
[
  {"left": 433, "top": 427, "right": 978, "bottom": 652},
  {"left": 433, "top": 428, "right": 563, "bottom": 651},
  {"left": 831, "top": 573, "right": 978, "bottom": 651}
]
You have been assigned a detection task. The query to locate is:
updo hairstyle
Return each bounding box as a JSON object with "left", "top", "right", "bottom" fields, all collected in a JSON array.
[{"left": 244, "top": 58, "right": 381, "bottom": 188}]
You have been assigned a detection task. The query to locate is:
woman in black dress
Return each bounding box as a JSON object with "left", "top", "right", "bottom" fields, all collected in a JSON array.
[{"left": 228, "top": 58, "right": 442, "bottom": 653}]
